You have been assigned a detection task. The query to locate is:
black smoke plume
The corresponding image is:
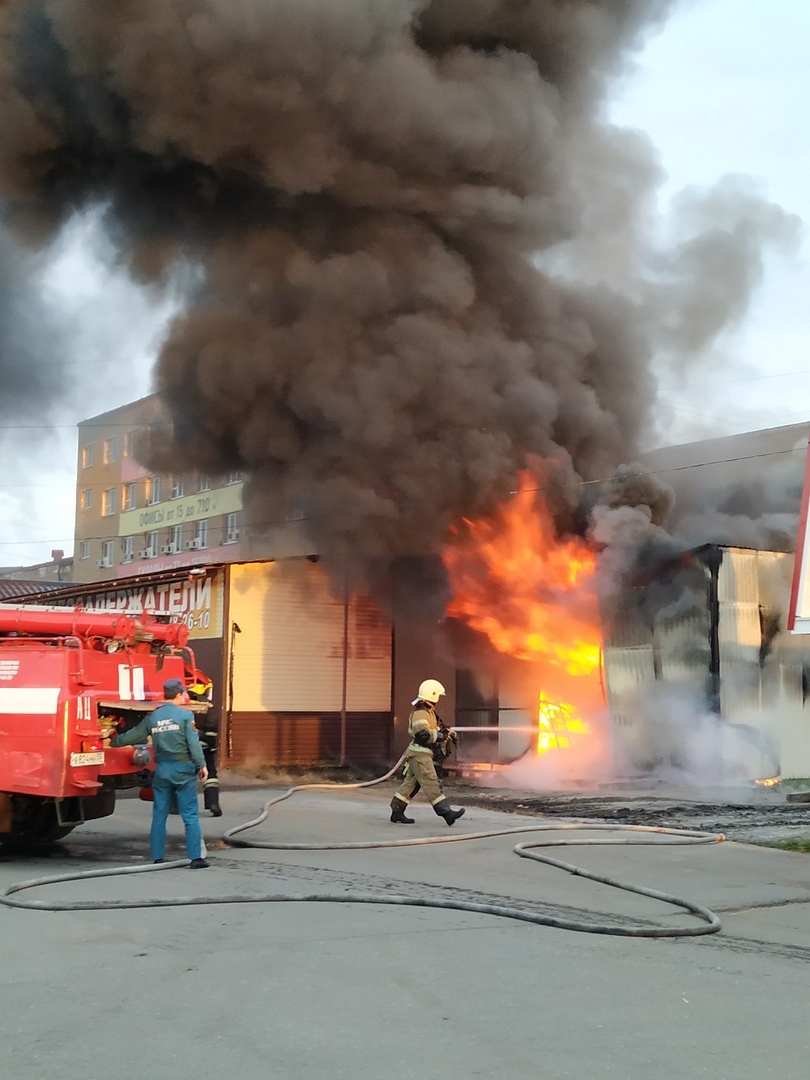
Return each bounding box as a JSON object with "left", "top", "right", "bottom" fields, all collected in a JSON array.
[{"left": 0, "top": 0, "right": 798, "bottom": 582}]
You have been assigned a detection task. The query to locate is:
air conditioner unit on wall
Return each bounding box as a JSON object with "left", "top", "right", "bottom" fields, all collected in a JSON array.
[
  {"left": 121, "top": 554, "right": 134, "bottom": 564},
  {"left": 225, "top": 532, "right": 240, "bottom": 544},
  {"left": 185, "top": 538, "right": 203, "bottom": 550},
  {"left": 161, "top": 543, "right": 179, "bottom": 555},
  {"left": 138, "top": 549, "right": 154, "bottom": 559},
  {"left": 96, "top": 557, "right": 112, "bottom": 568}
]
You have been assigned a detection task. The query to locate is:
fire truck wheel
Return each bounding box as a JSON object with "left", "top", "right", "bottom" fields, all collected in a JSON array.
[{"left": 0, "top": 797, "right": 76, "bottom": 850}]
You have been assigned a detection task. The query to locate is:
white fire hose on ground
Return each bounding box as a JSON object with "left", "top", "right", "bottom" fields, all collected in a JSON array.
[{"left": 0, "top": 752, "right": 726, "bottom": 935}]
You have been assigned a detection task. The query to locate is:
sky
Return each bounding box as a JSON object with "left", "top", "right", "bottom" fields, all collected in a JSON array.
[
  {"left": 609, "top": 0, "right": 810, "bottom": 446},
  {"left": 0, "top": 0, "right": 808, "bottom": 568}
]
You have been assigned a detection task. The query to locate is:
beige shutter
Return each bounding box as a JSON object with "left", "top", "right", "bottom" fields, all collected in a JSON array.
[{"left": 229, "top": 561, "right": 391, "bottom": 712}]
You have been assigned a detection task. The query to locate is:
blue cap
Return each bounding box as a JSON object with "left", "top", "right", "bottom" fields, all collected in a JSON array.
[{"left": 163, "top": 679, "right": 184, "bottom": 699}]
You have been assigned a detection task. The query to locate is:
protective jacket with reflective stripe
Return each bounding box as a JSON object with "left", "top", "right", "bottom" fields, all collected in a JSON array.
[{"left": 407, "top": 702, "right": 441, "bottom": 754}]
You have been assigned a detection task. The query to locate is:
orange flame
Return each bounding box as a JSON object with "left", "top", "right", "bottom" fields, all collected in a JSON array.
[
  {"left": 537, "top": 693, "right": 589, "bottom": 754},
  {"left": 443, "top": 472, "right": 600, "bottom": 676},
  {"left": 443, "top": 470, "right": 603, "bottom": 759}
]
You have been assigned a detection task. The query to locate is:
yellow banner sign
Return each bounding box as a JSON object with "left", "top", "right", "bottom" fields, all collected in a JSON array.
[{"left": 119, "top": 484, "right": 243, "bottom": 536}]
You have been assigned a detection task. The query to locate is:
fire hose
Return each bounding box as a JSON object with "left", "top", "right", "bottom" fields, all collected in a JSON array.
[{"left": 0, "top": 753, "right": 726, "bottom": 936}]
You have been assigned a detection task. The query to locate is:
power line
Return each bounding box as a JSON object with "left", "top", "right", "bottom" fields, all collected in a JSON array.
[
  {"left": 0, "top": 442, "right": 807, "bottom": 555},
  {"left": 658, "top": 367, "right": 810, "bottom": 388}
]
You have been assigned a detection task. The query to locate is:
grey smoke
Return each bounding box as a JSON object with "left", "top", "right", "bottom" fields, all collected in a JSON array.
[
  {"left": 651, "top": 176, "right": 801, "bottom": 361},
  {"left": 0, "top": 222, "right": 68, "bottom": 424},
  {"left": 0, "top": 0, "right": 799, "bottom": 582},
  {"left": 614, "top": 681, "right": 780, "bottom": 783}
]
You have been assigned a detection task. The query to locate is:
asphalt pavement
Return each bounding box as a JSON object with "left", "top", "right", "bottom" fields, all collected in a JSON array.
[{"left": 2, "top": 783, "right": 810, "bottom": 1080}]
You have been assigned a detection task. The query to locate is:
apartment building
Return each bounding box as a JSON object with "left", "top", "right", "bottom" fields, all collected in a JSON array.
[{"left": 73, "top": 396, "right": 248, "bottom": 583}]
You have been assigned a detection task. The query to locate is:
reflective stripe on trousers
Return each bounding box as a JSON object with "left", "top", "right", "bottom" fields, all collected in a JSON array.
[{"left": 393, "top": 750, "right": 445, "bottom": 806}]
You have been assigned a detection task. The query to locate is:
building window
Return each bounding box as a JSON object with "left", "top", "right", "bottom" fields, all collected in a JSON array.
[
  {"left": 122, "top": 482, "right": 136, "bottom": 511},
  {"left": 123, "top": 430, "right": 139, "bottom": 458},
  {"left": 224, "top": 512, "right": 240, "bottom": 543},
  {"left": 226, "top": 470, "right": 242, "bottom": 485},
  {"left": 143, "top": 531, "right": 159, "bottom": 559},
  {"left": 102, "top": 436, "right": 119, "bottom": 464},
  {"left": 101, "top": 488, "right": 117, "bottom": 516},
  {"left": 164, "top": 524, "right": 183, "bottom": 555},
  {"left": 197, "top": 473, "right": 211, "bottom": 492},
  {"left": 100, "top": 539, "right": 114, "bottom": 564},
  {"left": 80, "top": 489, "right": 92, "bottom": 510},
  {"left": 146, "top": 476, "right": 161, "bottom": 505},
  {"left": 190, "top": 518, "right": 209, "bottom": 550},
  {"left": 79, "top": 540, "right": 90, "bottom": 560},
  {"left": 170, "top": 475, "right": 185, "bottom": 499},
  {"left": 80, "top": 445, "right": 94, "bottom": 469},
  {"left": 121, "top": 536, "right": 134, "bottom": 562}
]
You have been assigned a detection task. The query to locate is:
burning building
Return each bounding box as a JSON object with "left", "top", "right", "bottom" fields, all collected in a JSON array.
[{"left": 0, "top": 4, "right": 806, "bottom": 779}]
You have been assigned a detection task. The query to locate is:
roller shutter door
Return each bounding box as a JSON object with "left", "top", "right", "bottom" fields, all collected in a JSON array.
[{"left": 229, "top": 561, "right": 391, "bottom": 712}]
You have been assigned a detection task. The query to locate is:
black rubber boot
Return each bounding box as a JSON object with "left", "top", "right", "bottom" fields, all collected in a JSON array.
[
  {"left": 204, "top": 785, "right": 223, "bottom": 818},
  {"left": 390, "top": 797, "right": 415, "bottom": 824},
  {"left": 434, "top": 798, "right": 465, "bottom": 827}
]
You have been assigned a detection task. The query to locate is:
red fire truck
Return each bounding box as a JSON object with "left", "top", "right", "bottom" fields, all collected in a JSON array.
[{"left": 0, "top": 603, "right": 210, "bottom": 848}]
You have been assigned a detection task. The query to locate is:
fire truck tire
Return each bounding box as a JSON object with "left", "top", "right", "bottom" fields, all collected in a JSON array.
[{"left": 0, "top": 797, "right": 76, "bottom": 850}]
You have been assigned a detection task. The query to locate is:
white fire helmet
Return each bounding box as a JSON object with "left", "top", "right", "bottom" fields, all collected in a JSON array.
[{"left": 415, "top": 679, "right": 446, "bottom": 704}]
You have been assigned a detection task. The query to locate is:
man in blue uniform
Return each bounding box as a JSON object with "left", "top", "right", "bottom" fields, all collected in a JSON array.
[{"left": 107, "top": 678, "right": 210, "bottom": 868}]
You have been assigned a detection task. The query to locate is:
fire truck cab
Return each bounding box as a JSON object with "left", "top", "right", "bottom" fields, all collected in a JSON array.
[{"left": 0, "top": 603, "right": 209, "bottom": 849}]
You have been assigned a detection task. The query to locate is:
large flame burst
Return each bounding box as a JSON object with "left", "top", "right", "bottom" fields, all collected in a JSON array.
[
  {"left": 443, "top": 470, "right": 603, "bottom": 759},
  {"left": 443, "top": 473, "right": 600, "bottom": 674}
]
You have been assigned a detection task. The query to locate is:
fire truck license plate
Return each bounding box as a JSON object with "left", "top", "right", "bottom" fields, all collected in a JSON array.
[{"left": 70, "top": 752, "right": 105, "bottom": 767}]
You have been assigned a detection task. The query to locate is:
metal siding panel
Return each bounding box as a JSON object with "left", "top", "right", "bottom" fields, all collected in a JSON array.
[
  {"left": 718, "top": 603, "right": 761, "bottom": 657},
  {"left": 228, "top": 562, "right": 390, "bottom": 713},
  {"left": 656, "top": 614, "right": 710, "bottom": 688},
  {"left": 602, "top": 646, "right": 656, "bottom": 698},
  {"left": 602, "top": 645, "right": 657, "bottom": 770},
  {"left": 718, "top": 549, "right": 760, "bottom": 604},
  {"left": 346, "top": 594, "right": 392, "bottom": 711},
  {"left": 227, "top": 712, "right": 391, "bottom": 767},
  {"left": 602, "top": 600, "right": 653, "bottom": 649},
  {"left": 719, "top": 666, "right": 762, "bottom": 721}
]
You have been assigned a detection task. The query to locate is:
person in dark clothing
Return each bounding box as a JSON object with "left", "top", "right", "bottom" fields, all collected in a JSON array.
[
  {"left": 186, "top": 678, "right": 222, "bottom": 817},
  {"left": 106, "top": 678, "right": 210, "bottom": 868}
]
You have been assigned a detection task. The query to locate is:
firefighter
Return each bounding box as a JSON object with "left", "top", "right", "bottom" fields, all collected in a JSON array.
[
  {"left": 389, "top": 679, "right": 465, "bottom": 826},
  {"left": 105, "top": 678, "right": 210, "bottom": 868},
  {"left": 187, "top": 677, "right": 222, "bottom": 817}
]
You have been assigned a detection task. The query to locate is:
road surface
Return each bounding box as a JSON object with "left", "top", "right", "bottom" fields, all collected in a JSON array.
[{"left": 1, "top": 784, "right": 809, "bottom": 1080}]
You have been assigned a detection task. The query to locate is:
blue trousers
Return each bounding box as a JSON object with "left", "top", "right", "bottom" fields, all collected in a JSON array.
[{"left": 150, "top": 761, "right": 203, "bottom": 861}]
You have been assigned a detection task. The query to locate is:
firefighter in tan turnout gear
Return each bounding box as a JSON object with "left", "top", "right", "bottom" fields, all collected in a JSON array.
[{"left": 389, "top": 679, "right": 465, "bottom": 826}]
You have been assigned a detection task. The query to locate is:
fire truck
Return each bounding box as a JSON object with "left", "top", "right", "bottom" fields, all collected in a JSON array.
[{"left": 0, "top": 603, "right": 210, "bottom": 849}]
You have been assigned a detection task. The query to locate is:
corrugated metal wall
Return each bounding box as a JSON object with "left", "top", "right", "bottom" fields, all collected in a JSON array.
[
  {"left": 603, "top": 546, "right": 810, "bottom": 779},
  {"left": 225, "top": 560, "right": 393, "bottom": 766}
]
